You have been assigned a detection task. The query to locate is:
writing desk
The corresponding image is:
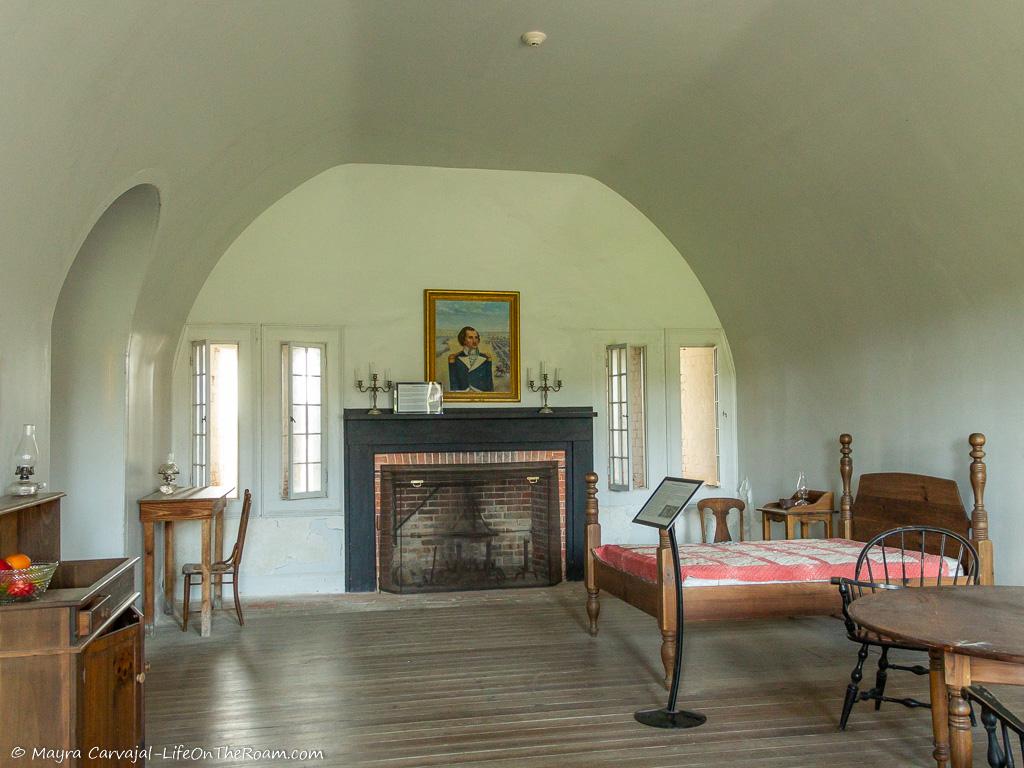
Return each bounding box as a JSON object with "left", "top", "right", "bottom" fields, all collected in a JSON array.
[
  {"left": 138, "top": 486, "right": 232, "bottom": 637},
  {"left": 850, "top": 586, "right": 1024, "bottom": 768},
  {"left": 757, "top": 490, "right": 835, "bottom": 540}
]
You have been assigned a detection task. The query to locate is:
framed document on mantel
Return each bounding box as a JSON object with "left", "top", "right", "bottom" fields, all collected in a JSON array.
[{"left": 393, "top": 382, "right": 444, "bottom": 414}]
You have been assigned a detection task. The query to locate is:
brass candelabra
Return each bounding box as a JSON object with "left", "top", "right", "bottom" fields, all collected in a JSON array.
[
  {"left": 528, "top": 369, "right": 562, "bottom": 414},
  {"left": 356, "top": 372, "right": 393, "bottom": 415}
]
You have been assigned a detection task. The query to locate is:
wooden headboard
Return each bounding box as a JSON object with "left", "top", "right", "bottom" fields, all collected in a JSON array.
[
  {"left": 851, "top": 473, "right": 969, "bottom": 543},
  {"left": 838, "top": 432, "right": 993, "bottom": 584}
]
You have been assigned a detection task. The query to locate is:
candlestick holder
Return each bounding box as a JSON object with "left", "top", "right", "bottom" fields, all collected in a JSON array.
[
  {"left": 356, "top": 372, "right": 393, "bottom": 415},
  {"left": 528, "top": 372, "right": 562, "bottom": 414}
]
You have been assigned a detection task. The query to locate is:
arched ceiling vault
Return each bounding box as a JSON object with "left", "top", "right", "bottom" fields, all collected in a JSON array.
[{"left": 4, "top": 0, "right": 1020, "bottom": 348}]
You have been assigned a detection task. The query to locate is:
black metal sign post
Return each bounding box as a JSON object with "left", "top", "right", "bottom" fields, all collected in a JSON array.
[{"left": 631, "top": 477, "right": 707, "bottom": 730}]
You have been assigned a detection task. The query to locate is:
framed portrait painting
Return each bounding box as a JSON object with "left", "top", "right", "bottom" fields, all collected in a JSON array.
[{"left": 424, "top": 289, "right": 520, "bottom": 402}]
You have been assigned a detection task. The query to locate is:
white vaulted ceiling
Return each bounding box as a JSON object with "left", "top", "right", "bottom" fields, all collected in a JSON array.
[{"left": 2, "top": 1, "right": 1022, "bottom": 577}]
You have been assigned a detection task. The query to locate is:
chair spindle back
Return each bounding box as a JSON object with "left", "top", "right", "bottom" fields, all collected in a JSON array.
[{"left": 834, "top": 525, "right": 979, "bottom": 637}]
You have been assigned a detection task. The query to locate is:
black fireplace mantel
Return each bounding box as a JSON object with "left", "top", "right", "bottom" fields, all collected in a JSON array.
[{"left": 343, "top": 407, "right": 596, "bottom": 592}]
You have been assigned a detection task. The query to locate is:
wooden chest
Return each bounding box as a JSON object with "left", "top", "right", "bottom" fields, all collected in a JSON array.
[{"left": 0, "top": 495, "right": 144, "bottom": 767}]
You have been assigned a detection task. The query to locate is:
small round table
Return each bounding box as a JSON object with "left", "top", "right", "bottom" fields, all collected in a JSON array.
[{"left": 849, "top": 586, "right": 1024, "bottom": 768}]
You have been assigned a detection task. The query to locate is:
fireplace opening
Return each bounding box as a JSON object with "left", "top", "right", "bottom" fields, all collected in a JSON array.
[{"left": 378, "top": 461, "right": 562, "bottom": 594}]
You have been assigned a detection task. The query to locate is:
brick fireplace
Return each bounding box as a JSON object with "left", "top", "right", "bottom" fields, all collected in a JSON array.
[
  {"left": 343, "top": 408, "right": 595, "bottom": 592},
  {"left": 375, "top": 452, "right": 566, "bottom": 593}
]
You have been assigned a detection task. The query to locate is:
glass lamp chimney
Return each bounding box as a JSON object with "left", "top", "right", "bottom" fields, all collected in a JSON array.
[{"left": 11, "top": 424, "right": 40, "bottom": 496}]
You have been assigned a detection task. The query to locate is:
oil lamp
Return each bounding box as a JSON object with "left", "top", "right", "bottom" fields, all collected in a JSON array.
[
  {"left": 158, "top": 453, "right": 180, "bottom": 494},
  {"left": 10, "top": 424, "right": 40, "bottom": 496}
]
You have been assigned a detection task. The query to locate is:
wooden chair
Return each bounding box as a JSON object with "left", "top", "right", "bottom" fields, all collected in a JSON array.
[
  {"left": 832, "top": 525, "right": 980, "bottom": 730},
  {"left": 696, "top": 497, "right": 745, "bottom": 543},
  {"left": 964, "top": 685, "right": 1024, "bottom": 767},
  {"left": 182, "top": 489, "right": 252, "bottom": 632}
]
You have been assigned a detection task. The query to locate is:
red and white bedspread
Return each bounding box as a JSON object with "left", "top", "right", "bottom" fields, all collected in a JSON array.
[{"left": 592, "top": 538, "right": 957, "bottom": 587}]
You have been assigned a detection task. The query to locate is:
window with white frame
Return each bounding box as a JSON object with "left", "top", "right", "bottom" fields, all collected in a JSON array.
[
  {"left": 606, "top": 344, "right": 648, "bottom": 491},
  {"left": 282, "top": 342, "right": 327, "bottom": 499},
  {"left": 190, "top": 340, "right": 239, "bottom": 496},
  {"left": 679, "top": 346, "right": 720, "bottom": 486}
]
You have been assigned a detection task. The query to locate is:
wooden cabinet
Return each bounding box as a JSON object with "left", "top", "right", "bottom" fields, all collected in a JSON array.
[
  {"left": 0, "top": 495, "right": 144, "bottom": 768},
  {"left": 79, "top": 609, "right": 145, "bottom": 767}
]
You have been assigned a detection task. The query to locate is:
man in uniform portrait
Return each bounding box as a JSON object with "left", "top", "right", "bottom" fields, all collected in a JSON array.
[{"left": 448, "top": 326, "right": 494, "bottom": 392}]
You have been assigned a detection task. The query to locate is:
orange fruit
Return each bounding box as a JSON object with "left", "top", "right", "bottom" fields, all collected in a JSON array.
[{"left": 5, "top": 554, "right": 31, "bottom": 570}]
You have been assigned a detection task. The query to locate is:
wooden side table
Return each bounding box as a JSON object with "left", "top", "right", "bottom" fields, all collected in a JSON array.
[
  {"left": 757, "top": 490, "right": 835, "bottom": 540},
  {"left": 138, "top": 486, "right": 231, "bottom": 637}
]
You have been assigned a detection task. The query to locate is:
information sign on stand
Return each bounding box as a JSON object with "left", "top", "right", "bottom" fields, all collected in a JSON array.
[{"left": 631, "top": 476, "right": 706, "bottom": 729}]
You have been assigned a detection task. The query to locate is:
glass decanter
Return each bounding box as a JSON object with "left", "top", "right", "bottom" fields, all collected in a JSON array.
[{"left": 794, "top": 471, "right": 809, "bottom": 506}]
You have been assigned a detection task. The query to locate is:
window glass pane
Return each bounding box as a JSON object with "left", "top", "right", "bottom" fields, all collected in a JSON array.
[
  {"left": 292, "top": 435, "right": 307, "bottom": 464},
  {"left": 291, "top": 405, "right": 306, "bottom": 434},
  {"left": 307, "top": 464, "right": 322, "bottom": 493},
  {"left": 308, "top": 376, "right": 321, "bottom": 405},
  {"left": 307, "top": 405, "right": 322, "bottom": 434},
  {"left": 292, "top": 374, "right": 307, "bottom": 405},
  {"left": 208, "top": 343, "right": 238, "bottom": 496},
  {"left": 282, "top": 342, "right": 327, "bottom": 499},
  {"left": 291, "top": 346, "right": 306, "bottom": 376},
  {"left": 292, "top": 464, "right": 307, "bottom": 494},
  {"left": 680, "top": 346, "right": 720, "bottom": 486}
]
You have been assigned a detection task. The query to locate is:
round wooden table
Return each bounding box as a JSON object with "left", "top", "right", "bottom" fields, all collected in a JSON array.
[{"left": 850, "top": 586, "right": 1024, "bottom": 768}]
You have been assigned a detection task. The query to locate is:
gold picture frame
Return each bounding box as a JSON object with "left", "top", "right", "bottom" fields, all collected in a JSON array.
[{"left": 424, "top": 289, "right": 520, "bottom": 402}]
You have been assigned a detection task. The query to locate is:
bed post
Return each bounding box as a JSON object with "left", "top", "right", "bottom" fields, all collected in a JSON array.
[
  {"left": 839, "top": 433, "right": 854, "bottom": 539},
  {"left": 968, "top": 433, "right": 994, "bottom": 585},
  {"left": 584, "top": 472, "right": 602, "bottom": 635},
  {"left": 657, "top": 528, "right": 676, "bottom": 689}
]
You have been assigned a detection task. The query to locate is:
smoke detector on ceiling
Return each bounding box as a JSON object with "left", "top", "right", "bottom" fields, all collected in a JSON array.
[{"left": 521, "top": 31, "right": 547, "bottom": 47}]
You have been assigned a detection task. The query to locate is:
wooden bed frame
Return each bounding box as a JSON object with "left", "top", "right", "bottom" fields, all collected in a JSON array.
[{"left": 584, "top": 433, "right": 993, "bottom": 687}]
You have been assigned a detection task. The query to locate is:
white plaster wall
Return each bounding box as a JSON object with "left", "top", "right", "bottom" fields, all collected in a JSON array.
[
  {"left": 50, "top": 185, "right": 161, "bottom": 559},
  {"left": 180, "top": 165, "right": 725, "bottom": 595},
  {"left": 0, "top": 318, "right": 50, "bottom": 497}
]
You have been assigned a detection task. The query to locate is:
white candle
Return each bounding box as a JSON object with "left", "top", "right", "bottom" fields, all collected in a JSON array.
[
  {"left": 539, "top": 361, "right": 545, "bottom": 376},
  {"left": 527, "top": 367, "right": 532, "bottom": 382}
]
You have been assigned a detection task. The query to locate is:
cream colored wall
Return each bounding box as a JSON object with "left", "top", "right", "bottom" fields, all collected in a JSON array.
[{"left": 178, "top": 164, "right": 725, "bottom": 595}]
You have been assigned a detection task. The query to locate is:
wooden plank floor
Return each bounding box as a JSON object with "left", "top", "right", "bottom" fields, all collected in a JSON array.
[{"left": 146, "top": 584, "right": 1021, "bottom": 766}]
